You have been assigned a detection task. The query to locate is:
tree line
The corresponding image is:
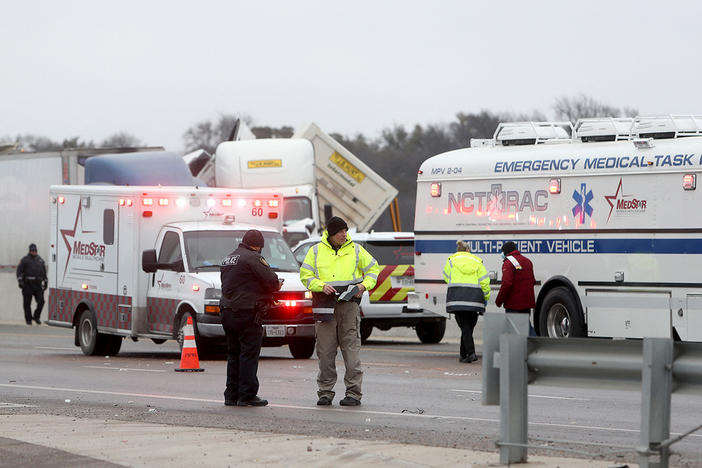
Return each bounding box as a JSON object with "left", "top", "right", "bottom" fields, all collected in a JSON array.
[{"left": 1, "top": 95, "right": 636, "bottom": 231}]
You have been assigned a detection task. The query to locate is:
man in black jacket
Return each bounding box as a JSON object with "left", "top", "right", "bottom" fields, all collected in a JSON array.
[
  {"left": 16, "top": 243, "right": 47, "bottom": 325},
  {"left": 220, "top": 230, "right": 281, "bottom": 407}
]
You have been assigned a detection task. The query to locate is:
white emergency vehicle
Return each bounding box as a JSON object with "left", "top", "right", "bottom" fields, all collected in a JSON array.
[
  {"left": 47, "top": 185, "right": 316, "bottom": 358},
  {"left": 412, "top": 116, "right": 702, "bottom": 342}
]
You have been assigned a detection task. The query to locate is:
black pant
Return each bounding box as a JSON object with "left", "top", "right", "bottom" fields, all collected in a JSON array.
[
  {"left": 454, "top": 311, "right": 478, "bottom": 358},
  {"left": 22, "top": 284, "right": 44, "bottom": 323},
  {"left": 221, "top": 308, "right": 263, "bottom": 402}
]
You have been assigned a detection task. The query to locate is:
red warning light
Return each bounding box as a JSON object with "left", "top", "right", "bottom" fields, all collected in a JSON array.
[
  {"left": 158, "top": 198, "right": 169, "bottom": 206},
  {"left": 549, "top": 179, "right": 561, "bottom": 194},
  {"left": 683, "top": 174, "right": 696, "bottom": 190},
  {"left": 222, "top": 199, "right": 232, "bottom": 207},
  {"left": 58, "top": 196, "right": 65, "bottom": 204},
  {"left": 430, "top": 183, "right": 441, "bottom": 197},
  {"left": 254, "top": 200, "right": 262, "bottom": 207},
  {"left": 142, "top": 198, "right": 153, "bottom": 206},
  {"left": 268, "top": 199, "right": 279, "bottom": 208}
]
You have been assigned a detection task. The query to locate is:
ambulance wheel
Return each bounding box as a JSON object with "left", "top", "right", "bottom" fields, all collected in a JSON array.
[
  {"left": 77, "top": 309, "right": 108, "bottom": 356},
  {"left": 360, "top": 322, "right": 373, "bottom": 342},
  {"left": 416, "top": 318, "right": 446, "bottom": 344},
  {"left": 103, "top": 335, "right": 123, "bottom": 356},
  {"left": 289, "top": 339, "right": 315, "bottom": 359},
  {"left": 539, "top": 287, "right": 586, "bottom": 338},
  {"left": 176, "top": 311, "right": 201, "bottom": 351}
]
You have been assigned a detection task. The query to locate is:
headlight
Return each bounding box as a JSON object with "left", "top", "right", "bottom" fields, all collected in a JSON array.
[{"left": 204, "top": 288, "right": 222, "bottom": 300}]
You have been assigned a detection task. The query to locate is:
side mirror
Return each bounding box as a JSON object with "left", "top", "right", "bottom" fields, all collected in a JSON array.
[{"left": 142, "top": 250, "right": 158, "bottom": 273}]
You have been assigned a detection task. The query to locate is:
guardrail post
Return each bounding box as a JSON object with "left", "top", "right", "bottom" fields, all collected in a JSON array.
[
  {"left": 499, "top": 333, "right": 528, "bottom": 464},
  {"left": 639, "top": 337, "right": 673, "bottom": 468},
  {"left": 482, "top": 313, "right": 530, "bottom": 405}
]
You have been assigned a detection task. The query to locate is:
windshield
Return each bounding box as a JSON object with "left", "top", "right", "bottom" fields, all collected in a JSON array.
[
  {"left": 283, "top": 196, "right": 312, "bottom": 225},
  {"left": 183, "top": 230, "right": 300, "bottom": 272}
]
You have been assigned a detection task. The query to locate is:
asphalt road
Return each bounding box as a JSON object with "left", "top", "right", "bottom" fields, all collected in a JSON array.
[{"left": 1, "top": 323, "right": 701, "bottom": 467}]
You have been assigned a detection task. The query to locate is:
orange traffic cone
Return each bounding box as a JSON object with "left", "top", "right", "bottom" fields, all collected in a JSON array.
[{"left": 175, "top": 316, "right": 204, "bottom": 372}]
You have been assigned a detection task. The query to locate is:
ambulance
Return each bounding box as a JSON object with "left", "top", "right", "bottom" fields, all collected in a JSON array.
[
  {"left": 47, "top": 185, "right": 316, "bottom": 358},
  {"left": 411, "top": 115, "right": 702, "bottom": 342}
]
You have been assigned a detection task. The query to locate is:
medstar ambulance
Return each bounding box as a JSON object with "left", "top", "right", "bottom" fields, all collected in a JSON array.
[
  {"left": 47, "top": 185, "right": 316, "bottom": 358},
  {"left": 411, "top": 116, "right": 702, "bottom": 342}
]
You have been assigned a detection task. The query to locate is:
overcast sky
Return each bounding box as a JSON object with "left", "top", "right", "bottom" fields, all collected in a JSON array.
[{"left": 1, "top": 1, "right": 699, "bottom": 152}]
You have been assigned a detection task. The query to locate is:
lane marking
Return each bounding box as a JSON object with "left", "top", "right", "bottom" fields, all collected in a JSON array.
[
  {"left": 83, "top": 366, "right": 167, "bottom": 373},
  {"left": 1, "top": 383, "right": 699, "bottom": 440},
  {"left": 450, "top": 389, "right": 590, "bottom": 401}
]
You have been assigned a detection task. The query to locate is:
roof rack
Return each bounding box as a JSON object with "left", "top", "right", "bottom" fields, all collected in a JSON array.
[
  {"left": 492, "top": 121, "right": 573, "bottom": 146},
  {"left": 573, "top": 117, "right": 634, "bottom": 142},
  {"left": 634, "top": 115, "right": 702, "bottom": 139}
]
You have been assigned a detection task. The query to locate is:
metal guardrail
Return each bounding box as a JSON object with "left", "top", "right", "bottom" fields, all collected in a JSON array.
[{"left": 481, "top": 313, "right": 702, "bottom": 468}]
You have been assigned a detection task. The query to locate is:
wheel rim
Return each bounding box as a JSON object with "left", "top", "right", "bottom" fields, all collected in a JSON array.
[
  {"left": 80, "top": 316, "right": 94, "bottom": 346},
  {"left": 546, "top": 304, "right": 571, "bottom": 337}
]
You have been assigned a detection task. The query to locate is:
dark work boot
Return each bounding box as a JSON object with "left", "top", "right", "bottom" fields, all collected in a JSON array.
[
  {"left": 339, "top": 396, "right": 361, "bottom": 406},
  {"left": 237, "top": 396, "right": 268, "bottom": 407}
]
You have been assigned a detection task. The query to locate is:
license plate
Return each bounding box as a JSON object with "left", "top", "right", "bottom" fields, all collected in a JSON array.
[
  {"left": 390, "top": 276, "right": 414, "bottom": 288},
  {"left": 264, "top": 325, "right": 286, "bottom": 337}
]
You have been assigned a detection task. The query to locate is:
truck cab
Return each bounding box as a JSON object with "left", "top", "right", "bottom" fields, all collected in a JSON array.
[{"left": 143, "top": 222, "right": 315, "bottom": 358}]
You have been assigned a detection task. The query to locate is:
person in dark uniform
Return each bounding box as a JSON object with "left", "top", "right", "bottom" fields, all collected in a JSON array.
[
  {"left": 220, "top": 229, "right": 282, "bottom": 407},
  {"left": 16, "top": 243, "right": 47, "bottom": 325}
]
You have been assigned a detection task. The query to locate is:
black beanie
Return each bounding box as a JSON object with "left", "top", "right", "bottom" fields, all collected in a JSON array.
[
  {"left": 326, "top": 216, "right": 348, "bottom": 237},
  {"left": 29, "top": 243, "right": 37, "bottom": 252},
  {"left": 242, "top": 229, "right": 264, "bottom": 248},
  {"left": 502, "top": 241, "right": 517, "bottom": 255}
]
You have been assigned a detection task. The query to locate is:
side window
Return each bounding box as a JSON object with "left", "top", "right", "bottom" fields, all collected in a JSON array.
[
  {"left": 158, "top": 231, "right": 183, "bottom": 264},
  {"left": 364, "top": 241, "right": 414, "bottom": 265},
  {"left": 294, "top": 244, "right": 312, "bottom": 264},
  {"left": 103, "top": 209, "right": 115, "bottom": 245}
]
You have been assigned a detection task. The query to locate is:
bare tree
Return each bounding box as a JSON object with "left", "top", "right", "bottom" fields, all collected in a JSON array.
[
  {"left": 100, "top": 132, "right": 143, "bottom": 148},
  {"left": 182, "top": 114, "right": 254, "bottom": 153},
  {"left": 553, "top": 95, "right": 637, "bottom": 123}
]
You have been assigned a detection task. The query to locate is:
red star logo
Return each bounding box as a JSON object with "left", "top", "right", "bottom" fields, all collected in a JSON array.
[
  {"left": 59, "top": 203, "right": 95, "bottom": 280},
  {"left": 604, "top": 178, "right": 628, "bottom": 222}
]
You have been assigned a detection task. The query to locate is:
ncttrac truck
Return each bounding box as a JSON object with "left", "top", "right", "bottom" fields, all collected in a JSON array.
[
  {"left": 412, "top": 116, "right": 702, "bottom": 342},
  {"left": 193, "top": 123, "right": 398, "bottom": 245},
  {"left": 47, "top": 185, "right": 316, "bottom": 358}
]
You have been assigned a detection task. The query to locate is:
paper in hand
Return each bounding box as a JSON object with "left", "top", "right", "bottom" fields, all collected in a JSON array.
[{"left": 337, "top": 285, "right": 359, "bottom": 302}]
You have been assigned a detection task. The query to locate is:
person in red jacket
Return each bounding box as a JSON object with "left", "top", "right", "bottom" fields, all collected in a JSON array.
[{"left": 495, "top": 241, "right": 537, "bottom": 335}]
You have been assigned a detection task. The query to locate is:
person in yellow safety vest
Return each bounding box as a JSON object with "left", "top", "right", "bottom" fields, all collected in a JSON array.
[
  {"left": 299, "top": 216, "right": 380, "bottom": 407},
  {"left": 443, "top": 240, "right": 490, "bottom": 363}
]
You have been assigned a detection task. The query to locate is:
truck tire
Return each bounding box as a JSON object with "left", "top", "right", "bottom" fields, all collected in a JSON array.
[
  {"left": 289, "top": 339, "right": 315, "bottom": 359},
  {"left": 539, "top": 287, "right": 586, "bottom": 338},
  {"left": 415, "top": 318, "right": 446, "bottom": 344},
  {"left": 103, "top": 335, "right": 123, "bottom": 356},
  {"left": 360, "top": 322, "right": 373, "bottom": 342},
  {"left": 77, "top": 309, "right": 108, "bottom": 356},
  {"left": 176, "top": 311, "right": 210, "bottom": 355}
]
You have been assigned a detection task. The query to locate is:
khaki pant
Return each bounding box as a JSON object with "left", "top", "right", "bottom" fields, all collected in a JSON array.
[{"left": 315, "top": 300, "right": 362, "bottom": 400}]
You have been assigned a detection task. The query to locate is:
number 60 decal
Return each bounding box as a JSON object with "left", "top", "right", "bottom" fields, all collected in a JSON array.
[{"left": 252, "top": 208, "right": 263, "bottom": 216}]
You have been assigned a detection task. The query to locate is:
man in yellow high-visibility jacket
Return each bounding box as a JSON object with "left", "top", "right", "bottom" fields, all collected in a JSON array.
[
  {"left": 299, "top": 217, "right": 379, "bottom": 407},
  {"left": 443, "top": 240, "right": 490, "bottom": 363}
]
